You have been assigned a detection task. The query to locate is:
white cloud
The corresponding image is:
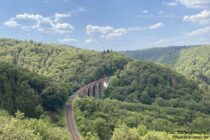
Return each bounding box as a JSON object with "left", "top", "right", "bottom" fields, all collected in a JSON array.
[
  {"left": 183, "top": 10, "right": 210, "bottom": 25},
  {"left": 86, "top": 25, "right": 114, "bottom": 35},
  {"left": 4, "top": 18, "right": 19, "bottom": 27},
  {"left": 16, "top": 13, "right": 48, "bottom": 21},
  {"left": 86, "top": 25, "right": 127, "bottom": 39},
  {"left": 187, "top": 26, "right": 210, "bottom": 36},
  {"left": 178, "top": 0, "right": 210, "bottom": 8},
  {"left": 4, "top": 13, "right": 74, "bottom": 34},
  {"left": 142, "top": 10, "right": 149, "bottom": 14},
  {"left": 167, "top": 2, "right": 177, "bottom": 6},
  {"left": 127, "top": 26, "right": 146, "bottom": 32},
  {"left": 72, "top": 7, "right": 86, "bottom": 13},
  {"left": 101, "top": 28, "right": 127, "bottom": 39},
  {"left": 86, "top": 23, "right": 165, "bottom": 41},
  {"left": 85, "top": 38, "right": 97, "bottom": 44},
  {"left": 53, "top": 23, "right": 74, "bottom": 33},
  {"left": 149, "top": 22, "right": 165, "bottom": 29},
  {"left": 54, "top": 13, "right": 71, "bottom": 22},
  {"left": 59, "top": 37, "right": 77, "bottom": 44}
]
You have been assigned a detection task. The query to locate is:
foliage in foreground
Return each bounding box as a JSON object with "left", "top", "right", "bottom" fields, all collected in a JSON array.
[
  {"left": 74, "top": 98, "right": 210, "bottom": 140},
  {"left": 111, "top": 124, "right": 173, "bottom": 140},
  {"left": 0, "top": 110, "right": 70, "bottom": 140},
  {"left": 112, "top": 124, "right": 210, "bottom": 140}
]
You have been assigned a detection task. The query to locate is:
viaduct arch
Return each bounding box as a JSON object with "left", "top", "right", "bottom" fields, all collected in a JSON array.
[{"left": 80, "top": 77, "right": 110, "bottom": 98}]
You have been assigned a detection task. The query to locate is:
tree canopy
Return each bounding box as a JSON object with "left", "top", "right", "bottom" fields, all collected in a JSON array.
[
  {"left": 0, "top": 38, "right": 130, "bottom": 93},
  {"left": 121, "top": 45, "right": 210, "bottom": 91},
  {"left": 0, "top": 62, "right": 68, "bottom": 117}
]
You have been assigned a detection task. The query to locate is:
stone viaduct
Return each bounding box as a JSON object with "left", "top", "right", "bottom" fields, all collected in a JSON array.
[
  {"left": 78, "top": 77, "right": 110, "bottom": 98},
  {"left": 67, "top": 77, "right": 110, "bottom": 140}
]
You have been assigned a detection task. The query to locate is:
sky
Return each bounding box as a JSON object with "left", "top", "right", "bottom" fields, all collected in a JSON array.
[{"left": 0, "top": 0, "right": 210, "bottom": 51}]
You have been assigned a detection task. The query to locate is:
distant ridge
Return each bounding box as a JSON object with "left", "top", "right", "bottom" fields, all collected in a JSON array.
[{"left": 121, "top": 45, "right": 210, "bottom": 89}]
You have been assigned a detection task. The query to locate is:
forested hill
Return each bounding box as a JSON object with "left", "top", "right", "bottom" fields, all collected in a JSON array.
[
  {"left": 107, "top": 61, "right": 205, "bottom": 108},
  {"left": 0, "top": 62, "right": 68, "bottom": 117},
  {"left": 174, "top": 46, "right": 210, "bottom": 86},
  {"left": 75, "top": 61, "right": 210, "bottom": 140},
  {"left": 121, "top": 45, "right": 210, "bottom": 90},
  {"left": 0, "top": 38, "right": 130, "bottom": 93},
  {"left": 121, "top": 46, "right": 195, "bottom": 65}
]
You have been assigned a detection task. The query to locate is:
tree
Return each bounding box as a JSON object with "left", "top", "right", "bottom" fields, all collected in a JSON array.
[
  {"left": 143, "top": 131, "right": 173, "bottom": 140},
  {"left": 15, "top": 110, "right": 24, "bottom": 120},
  {"left": 111, "top": 124, "right": 140, "bottom": 140}
]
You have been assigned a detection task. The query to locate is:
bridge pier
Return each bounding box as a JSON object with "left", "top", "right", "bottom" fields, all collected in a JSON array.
[
  {"left": 87, "top": 87, "right": 92, "bottom": 97},
  {"left": 95, "top": 84, "right": 100, "bottom": 99},
  {"left": 80, "top": 78, "right": 109, "bottom": 99}
]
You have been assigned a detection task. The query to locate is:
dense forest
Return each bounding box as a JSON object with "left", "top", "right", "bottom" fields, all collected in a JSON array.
[
  {"left": 74, "top": 61, "right": 210, "bottom": 140},
  {"left": 121, "top": 45, "right": 210, "bottom": 91},
  {"left": 0, "top": 62, "right": 68, "bottom": 117},
  {"left": 75, "top": 98, "right": 210, "bottom": 140},
  {"left": 174, "top": 46, "right": 210, "bottom": 87},
  {"left": 107, "top": 61, "right": 204, "bottom": 106},
  {"left": 0, "top": 38, "right": 130, "bottom": 93}
]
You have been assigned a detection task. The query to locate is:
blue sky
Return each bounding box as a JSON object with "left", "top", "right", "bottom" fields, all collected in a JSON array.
[{"left": 0, "top": 0, "right": 210, "bottom": 51}]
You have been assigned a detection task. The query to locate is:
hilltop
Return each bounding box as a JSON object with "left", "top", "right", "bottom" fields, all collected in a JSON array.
[
  {"left": 121, "top": 46, "right": 195, "bottom": 65},
  {"left": 121, "top": 45, "right": 210, "bottom": 91},
  {"left": 0, "top": 38, "right": 130, "bottom": 93}
]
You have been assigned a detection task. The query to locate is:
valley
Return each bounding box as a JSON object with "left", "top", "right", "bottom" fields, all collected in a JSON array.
[
  {"left": 1, "top": 0, "right": 210, "bottom": 139},
  {"left": 0, "top": 39, "right": 209, "bottom": 140}
]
